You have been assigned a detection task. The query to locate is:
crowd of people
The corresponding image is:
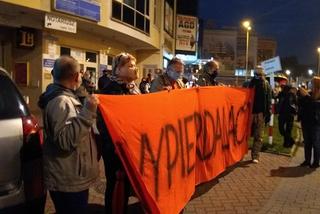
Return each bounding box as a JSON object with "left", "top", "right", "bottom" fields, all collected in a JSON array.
[{"left": 38, "top": 53, "right": 320, "bottom": 213}]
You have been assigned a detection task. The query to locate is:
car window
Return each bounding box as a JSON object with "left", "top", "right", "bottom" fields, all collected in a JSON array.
[{"left": 0, "top": 73, "right": 30, "bottom": 119}]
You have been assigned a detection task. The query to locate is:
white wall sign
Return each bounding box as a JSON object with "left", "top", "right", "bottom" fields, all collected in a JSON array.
[
  {"left": 45, "top": 14, "right": 77, "bottom": 33},
  {"left": 176, "top": 15, "right": 198, "bottom": 53},
  {"left": 261, "top": 56, "right": 282, "bottom": 74}
]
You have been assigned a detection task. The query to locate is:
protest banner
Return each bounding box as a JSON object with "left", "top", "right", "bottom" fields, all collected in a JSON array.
[{"left": 98, "top": 87, "right": 254, "bottom": 214}]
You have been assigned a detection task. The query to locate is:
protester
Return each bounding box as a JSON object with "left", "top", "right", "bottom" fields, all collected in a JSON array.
[
  {"left": 249, "top": 67, "right": 272, "bottom": 163},
  {"left": 278, "top": 85, "right": 297, "bottom": 148},
  {"left": 297, "top": 87, "right": 313, "bottom": 167},
  {"left": 82, "top": 70, "right": 96, "bottom": 94},
  {"left": 38, "top": 56, "right": 99, "bottom": 214},
  {"left": 75, "top": 69, "right": 96, "bottom": 104},
  {"left": 309, "top": 77, "right": 320, "bottom": 168},
  {"left": 139, "top": 77, "right": 150, "bottom": 94},
  {"left": 197, "top": 59, "right": 223, "bottom": 86},
  {"left": 98, "top": 69, "right": 112, "bottom": 91},
  {"left": 96, "top": 53, "right": 140, "bottom": 213},
  {"left": 298, "top": 77, "right": 320, "bottom": 168},
  {"left": 150, "top": 57, "right": 186, "bottom": 92}
]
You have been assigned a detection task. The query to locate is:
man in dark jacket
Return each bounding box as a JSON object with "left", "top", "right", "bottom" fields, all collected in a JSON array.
[
  {"left": 98, "top": 69, "right": 112, "bottom": 91},
  {"left": 38, "top": 56, "right": 99, "bottom": 214},
  {"left": 197, "top": 59, "right": 223, "bottom": 86},
  {"left": 249, "top": 68, "right": 272, "bottom": 163},
  {"left": 278, "top": 85, "right": 297, "bottom": 148}
]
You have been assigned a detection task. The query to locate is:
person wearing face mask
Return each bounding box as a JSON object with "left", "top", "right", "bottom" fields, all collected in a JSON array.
[
  {"left": 197, "top": 59, "right": 223, "bottom": 86},
  {"left": 96, "top": 53, "right": 141, "bottom": 213},
  {"left": 38, "top": 56, "right": 100, "bottom": 214},
  {"left": 150, "top": 57, "right": 186, "bottom": 92},
  {"left": 249, "top": 67, "right": 272, "bottom": 164}
]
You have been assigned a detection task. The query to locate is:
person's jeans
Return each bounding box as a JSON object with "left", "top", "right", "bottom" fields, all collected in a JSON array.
[
  {"left": 251, "top": 113, "right": 265, "bottom": 160},
  {"left": 311, "top": 125, "right": 320, "bottom": 165},
  {"left": 102, "top": 145, "right": 130, "bottom": 214},
  {"left": 50, "top": 190, "right": 89, "bottom": 214},
  {"left": 278, "top": 115, "right": 294, "bottom": 147},
  {"left": 301, "top": 122, "right": 313, "bottom": 164}
]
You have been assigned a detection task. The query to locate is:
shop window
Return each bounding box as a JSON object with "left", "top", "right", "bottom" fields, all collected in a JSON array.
[
  {"left": 112, "top": 0, "right": 150, "bottom": 34},
  {"left": 60, "top": 47, "right": 70, "bottom": 56},
  {"left": 85, "top": 52, "right": 97, "bottom": 63}
]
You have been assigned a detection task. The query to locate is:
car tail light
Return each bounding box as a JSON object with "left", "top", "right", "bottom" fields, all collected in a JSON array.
[
  {"left": 21, "top": 115, "right": 46, "bottom": 206},
  {"left": 21, "top": 115, "right": 43, "bottom": 161}
]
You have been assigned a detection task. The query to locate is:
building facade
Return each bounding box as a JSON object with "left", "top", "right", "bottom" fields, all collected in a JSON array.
[
  {"left": 0, "top": 0, "right": 178, "bottom": 111},
  {"left": 202, "top": 27, "right": 259, "bottom": 77},
  {"left": 257, "top": 37, "right": 277, "bottom": 64}
]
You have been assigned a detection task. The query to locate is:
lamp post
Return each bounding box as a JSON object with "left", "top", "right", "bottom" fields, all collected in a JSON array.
[
  {"left": 242, "top": 20, "right": 252, "bottom": 81},
  {"left": 285, "top": 69, "right": 291, "bottom": 83},
  {"left": 308, "top": 69, "right": 314, "bottom": 76},
  {"left": 317, "top": 47, "right": 320, "bottom": 76}
]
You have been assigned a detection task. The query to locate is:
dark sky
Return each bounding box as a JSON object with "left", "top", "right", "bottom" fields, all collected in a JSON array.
[{"left": 199, "top": 0, "right": 320, "bottom": 65}]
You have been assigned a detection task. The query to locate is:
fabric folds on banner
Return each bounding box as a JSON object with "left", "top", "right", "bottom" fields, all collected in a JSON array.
[{"left": 98, "top": 87, "right": 254, "bottom": 214}]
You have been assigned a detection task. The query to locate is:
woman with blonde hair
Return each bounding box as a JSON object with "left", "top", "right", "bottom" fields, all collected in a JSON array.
[{"left": 96, "top": 53, "right": 141, "bottom": 213}]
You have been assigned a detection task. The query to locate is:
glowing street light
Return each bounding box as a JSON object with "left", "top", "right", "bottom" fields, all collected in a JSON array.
[
  {"left": 242, "top": 20, "right": 252, "bottom": 81},
  {"left": 317, "top": 47, "right": 320, "bottom": 75},
  {"left": 308, "top": 69, "right": 314, "bottom": 76},
  {"left": 285, "top": 69, "right": 291, "bottom": 76}
]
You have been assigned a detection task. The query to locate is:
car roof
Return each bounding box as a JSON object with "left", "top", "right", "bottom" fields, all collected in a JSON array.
[{"left": 0, "top": 67, "right": 10, "bottom": 78}]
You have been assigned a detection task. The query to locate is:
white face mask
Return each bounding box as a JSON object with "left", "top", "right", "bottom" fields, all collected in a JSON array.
[{"left": 167, "top": 67, "right": 183, "bottom": 80}]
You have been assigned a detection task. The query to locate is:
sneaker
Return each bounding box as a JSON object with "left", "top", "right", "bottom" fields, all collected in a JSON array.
[{"left": 252, "top": 159, "right": 259, "bottom": 164}]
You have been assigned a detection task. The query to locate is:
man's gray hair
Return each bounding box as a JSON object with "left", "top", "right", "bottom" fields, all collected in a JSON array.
[
  {"left": 167, "top": 57, "right": 184, "bottom": 70},
  {"left": 52, "top": 55, "right": 79, "bottom": 82}
]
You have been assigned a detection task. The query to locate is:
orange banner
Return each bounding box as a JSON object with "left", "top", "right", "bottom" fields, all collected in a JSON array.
[{"left": 98, "top": 87, "right": 254, "bottom": 214}]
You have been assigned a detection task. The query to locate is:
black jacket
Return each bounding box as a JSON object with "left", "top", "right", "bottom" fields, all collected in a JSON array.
[
  {"left": 249, "top": 78, "right": 272, "bottom": 116},
  {"left": 279, "top": 91, "right": 297, "bottom": 117},
  {"left": 96, "top": 81, "right": 131, "bottom": 152},
  {"left": 98, "top": 75, "right": 111, "bottom": 91}
]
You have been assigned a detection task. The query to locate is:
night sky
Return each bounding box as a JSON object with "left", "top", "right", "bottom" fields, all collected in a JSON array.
[{"left": 199, "top": 0, "right": 320, "bottom": 65}]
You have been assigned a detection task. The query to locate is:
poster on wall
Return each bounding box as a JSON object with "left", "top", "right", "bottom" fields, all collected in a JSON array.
[
  {"left": 176, "top": 15, "right": 197, "bottom": 53},
  {"left": 164, "top": 1, "right": 173, "bottom": 36},
  {"left": 14, "top": 62, "right": 29, "bottom": 86}
]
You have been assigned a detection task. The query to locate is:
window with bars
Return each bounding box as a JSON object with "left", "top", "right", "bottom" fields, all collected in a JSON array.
[{"left": 112, "top": 0, "right": 150, "bottom": 34}]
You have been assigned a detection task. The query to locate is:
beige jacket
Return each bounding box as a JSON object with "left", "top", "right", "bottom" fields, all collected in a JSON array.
[
  {"left": 42, "top": 88, "right": 99, "bottom": 192},
  {"left": 150, "top": 73, "right": 185, "bottom": 93}
]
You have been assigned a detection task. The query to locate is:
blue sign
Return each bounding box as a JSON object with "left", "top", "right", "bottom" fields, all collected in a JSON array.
[
  {"left": 43, "top": 59, "right": 55, "bottom": 68},
  {"left": 55, "top": 0, "right": 100, "bottom": 22}
]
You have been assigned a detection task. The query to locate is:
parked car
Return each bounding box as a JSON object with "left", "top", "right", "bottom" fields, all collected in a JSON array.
[{"left": 0, "top": 67, "right": 46, "bottom": 214}]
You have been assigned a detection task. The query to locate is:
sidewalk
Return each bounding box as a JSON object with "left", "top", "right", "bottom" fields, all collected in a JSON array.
[{"left": 45, "top": 148, "right": 320, "bottom": 214}]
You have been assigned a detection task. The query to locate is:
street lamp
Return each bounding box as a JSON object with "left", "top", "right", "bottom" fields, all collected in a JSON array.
[
  {"left": 308, "top": 69, "right": 314, "bottom": 76},
  {"left": 285, "top": 69, "right": 291, "bottom": 83},
  {"left": 317, "top": 47, "right": 320, "bottom": 76},
  {"left": 242, "top": 20, "right": 252, "bottom": 81}
]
